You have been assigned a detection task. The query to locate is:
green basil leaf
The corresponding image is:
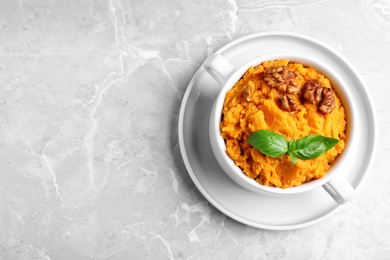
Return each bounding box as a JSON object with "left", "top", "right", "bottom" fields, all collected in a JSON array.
[
  {"left": 287, "top": 138, "right": 295, "bottom": 151},
  {"left": 290, "top": 135, "right": 339, "bottom": 160},
  {"left": 248, "top": 130, "right": 288, "bottom": 158},
  {"left": 289, "top": 152, "right": 297, "bottom": 166}
]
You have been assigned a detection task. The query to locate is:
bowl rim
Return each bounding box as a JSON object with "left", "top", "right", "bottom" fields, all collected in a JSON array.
[{"left": 209, "top": 52, "right": 357, "bottom": 194}]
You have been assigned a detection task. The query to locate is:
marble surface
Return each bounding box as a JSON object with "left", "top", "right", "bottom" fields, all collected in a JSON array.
[{"left": 0, "top": 0, "right": 389, "bottom": 259}]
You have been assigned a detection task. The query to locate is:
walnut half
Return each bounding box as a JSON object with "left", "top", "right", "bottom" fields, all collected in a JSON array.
[
  {"left": 264, "top": 66, "right": 300, "bottom": 94},
  {"left": 242, "top": 81, "right": 255, "bottom": 102},
  {"left": 302, "top": 79, "right": 323, "bottom": 104},
  {"left": 319, "top": 88, "right": 336, "bottom": 114},
  {"left": 278, "top": 93, "right": 299, "bottom": 113},
  {"left": 302, "top": 79, "right": 335, "bottom": 114}
]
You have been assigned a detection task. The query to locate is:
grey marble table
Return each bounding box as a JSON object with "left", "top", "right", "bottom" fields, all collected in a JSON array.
[{"left": 0, "top": 0, "right": 389, "bottom": 259}]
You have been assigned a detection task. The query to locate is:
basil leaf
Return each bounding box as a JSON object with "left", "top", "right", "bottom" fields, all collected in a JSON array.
[
  {"left": 247, "top": 130, "right": 339, "bottom": 165},
  {"left": 248, "top": 130, "right": 288, "bottom": 158},
  {"left": 290, "top": 135, "right": 339, "bottom": 160},
  {"left": 287, "top": 138, "right": 295, "bottom": 151},
  {"left": 288, "top": 152, "right": 297, "bottom": 166}
]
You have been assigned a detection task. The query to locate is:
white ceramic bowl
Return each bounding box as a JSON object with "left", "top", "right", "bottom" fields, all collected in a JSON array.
[{"left": 204, "top": 52, "right": 358, "bottom": 204}]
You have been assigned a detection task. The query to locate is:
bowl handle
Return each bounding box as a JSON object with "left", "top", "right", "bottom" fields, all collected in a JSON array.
[
  {"left": 322, "top": 177, "right": 354, "bottom": 204},
  {"left": 203, "top": 54, "right": 235, "bottom": 85}
]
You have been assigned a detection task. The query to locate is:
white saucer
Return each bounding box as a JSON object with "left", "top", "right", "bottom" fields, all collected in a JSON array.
[{"left": 178, "top": 32, "right": 376, "bottom": 230}]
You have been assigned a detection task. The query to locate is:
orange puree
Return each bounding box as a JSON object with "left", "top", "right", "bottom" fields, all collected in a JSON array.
[{"left": 220, "top": 59, "right": 347, "bottom": 188}]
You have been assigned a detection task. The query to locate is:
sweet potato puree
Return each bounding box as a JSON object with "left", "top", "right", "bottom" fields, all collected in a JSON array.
[{"left": 220, "top": 59, "right": 347, "bottom": 188}]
